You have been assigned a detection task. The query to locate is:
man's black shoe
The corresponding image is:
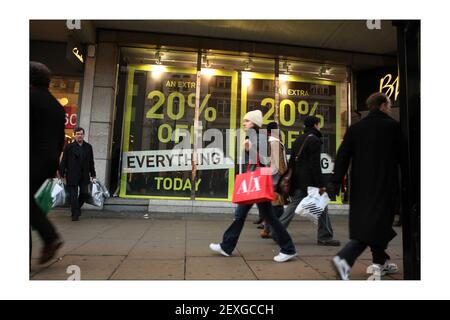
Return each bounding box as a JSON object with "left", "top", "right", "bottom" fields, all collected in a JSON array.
[
  {"left": 72, "top": 216, "right": 80, "bottom": 221},
  {"left": 317, "top": 239, "right": 341, "bottom": 246}
]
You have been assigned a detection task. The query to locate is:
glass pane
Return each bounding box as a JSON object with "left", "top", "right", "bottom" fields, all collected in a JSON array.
[
  {"left": 120, "top": 48, "right": 198, "bottom": 198},
  {"left": 48, "top": 76, "right": 81, "bottom": 146},
  {"left": 278, "top": 60, "right": 347, "bottom": 202},
  {"left": 238, "top": 57, "right": 276, "bottom": 168},
  {"left": 194, "top": 58, "right": 238, "bottom": 200}
]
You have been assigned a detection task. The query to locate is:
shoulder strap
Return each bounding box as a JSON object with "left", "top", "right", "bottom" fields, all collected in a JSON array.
[{"left": 295, "top": 134, "right": 314, "bottom": 162}]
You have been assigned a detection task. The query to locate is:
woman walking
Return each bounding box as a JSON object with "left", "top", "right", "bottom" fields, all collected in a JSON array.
[{"left": 209, "top": 110, "right": 297, "bottom": 262}]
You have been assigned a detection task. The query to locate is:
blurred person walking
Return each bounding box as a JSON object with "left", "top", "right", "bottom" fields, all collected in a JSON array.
[
  {"left": 330, "top": 92, "right": 402, "bottom": 280},
  {"left": 30, "top": 61, "right": 65, "bottom": 264}
]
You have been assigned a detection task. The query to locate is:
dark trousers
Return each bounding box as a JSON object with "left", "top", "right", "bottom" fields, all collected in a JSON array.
[
  {"left": 278, "top": 189, "right": 335, "bottom": 241},
  {"left": 67, "top": 183, "right": 89, "bottom": 218},
  {"left": 337, "top": 239, "right": 391, "bottom": 267},
  {"left": 264, "top": 205, "right": 284, "bottom": 233},
  {"left": 221, "top": 201, "right": 296, "bottom": 255},
  {"left": 30, "top": 181, "right": 59, "bottom": 257}
]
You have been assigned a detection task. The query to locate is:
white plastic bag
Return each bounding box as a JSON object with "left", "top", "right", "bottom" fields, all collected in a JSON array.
[
  {"left": 52, "top": 179, "right": 69, "bottom": 208},
  {"left": 97, "top": 180, "right": 110, "bottom": 199},
  {"left": 86, "top": 180, "right": 110, "bottom": 207},
  {"left": 295, "top": 186, "right": 330, "bottom": 224}
]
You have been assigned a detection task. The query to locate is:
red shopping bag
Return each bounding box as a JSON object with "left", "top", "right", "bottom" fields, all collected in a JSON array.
[{"left": 232, "top": 167, "right": 276, "bottom": 204}]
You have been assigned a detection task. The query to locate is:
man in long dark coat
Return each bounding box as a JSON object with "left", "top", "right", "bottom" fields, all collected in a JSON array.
[
  {"left": 30, "top": 61, "right": 65, "bottom": 264},
  {"left": 59, "top": 127, "right": 96, "bottom": 221},
  {"left": 331, "top": 92, "right": 402, "bottom": 280}
]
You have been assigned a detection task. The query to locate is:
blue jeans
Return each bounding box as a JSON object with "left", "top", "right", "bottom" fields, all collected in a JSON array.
[{"left": 220, "top": 201, "right": 297, "bottom": 255}]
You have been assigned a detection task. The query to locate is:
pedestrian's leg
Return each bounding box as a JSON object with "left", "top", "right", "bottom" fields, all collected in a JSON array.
[
  {"left": 318, "top": 206, "right": 334, "bottom": 241},
  {"left": 220, "top": 204, "right": 253, "bottom": 255},
  {"left": 30, "top": 181, "right": 62, "bottom": 264},
  {"left": 370, "top": 245, "right": 391, "bottom": 265},
  {"left": 78, "top": 183, "right": 89, "bottom": 211},
  {"left": 259, "top": 202, "right": 296, "bottom": 255},
  {"left": 30, "top": 182, "right": 59, "bottom": 244},
  {"left": 336, "top": 239, "right": 367, "bottom": 267},
  {"left": 264, "top": 206, "right": 284, "bottom": 237},
  {"left": 278, "top": 189, "right": 304, "bottom": 229},
  {"left": 68, "top": 185, "right": 81, "bottom": 218}
]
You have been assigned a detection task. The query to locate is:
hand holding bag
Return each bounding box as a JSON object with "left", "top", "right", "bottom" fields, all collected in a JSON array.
[
  {"left": 51, "top": 179, "right": 69, "bottom": 208},
  {"left": 295, "top": 186, "right": 330, "bottom": 224},
  {"left": 86, "top": 179, "right": 110, "bottom": 207},
  {"left": 34, "top": 179, "right": 55, "bottom": 215}
]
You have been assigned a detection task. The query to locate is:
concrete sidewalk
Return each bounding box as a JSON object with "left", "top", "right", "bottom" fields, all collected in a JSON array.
[{"left": 30, "top": 209, "right": 403, "bottom": 280}]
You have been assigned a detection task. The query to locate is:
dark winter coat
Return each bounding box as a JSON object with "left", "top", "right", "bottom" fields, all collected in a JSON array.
[
  {"left": 288, "top": 127, "right": 325, "bottom": 193},
  {"left": 332, "top": 109, "right": 402, "bottom": 247},
  {"left": 30, "top": 87, "right": 65, "bottom": 184},
  {"left": 59, "top": 141, "right": 96, "bottom": 186}
]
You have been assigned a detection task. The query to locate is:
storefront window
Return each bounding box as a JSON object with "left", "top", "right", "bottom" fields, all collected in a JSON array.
[
  {"left": 117, "top": 47, "right": 348, "bottom": 202},
  {"left": 48, "top": 76, "right": 81, "bottom": 145},
  {"left": 119, "top": 49, "right": 237, "bottom": 200},
  {"left": 278, "top": 60, "right": 348, "bottom": 202}
]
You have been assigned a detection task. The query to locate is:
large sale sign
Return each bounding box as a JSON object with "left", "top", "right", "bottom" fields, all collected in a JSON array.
[
  {"left": 120, "top": 65, "right": 238, "bottom": 200},
  {"left": 64, "top": 105, "right": 77, "bottom": 129},
  {"left": 119, "top": 65, "right": 341, "bottom": 202}
]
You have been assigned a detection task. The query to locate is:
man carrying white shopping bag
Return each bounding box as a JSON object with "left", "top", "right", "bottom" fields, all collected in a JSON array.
[
  {"left": 275, "top": 116, "right": 340, "bottom": 246},
  {"left": 59, "top": 127, "right": 97, "bottom": 221}
]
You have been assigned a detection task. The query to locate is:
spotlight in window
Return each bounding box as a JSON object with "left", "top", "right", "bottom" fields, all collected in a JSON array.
[
  {"left": 58, "top": 97, "right": 69, "bottom": 106},
  {"left": 155, "top": 51, "right": 163, "bottom": 65},
  {"left": 242, "top": 72, "right": 251, "bottom": 87},
  {"left": 319, "top": 66, "right": 331, "bottom": 77},
  {"left": 279, "top": 74, "right": 289, "bottom": 82},
  {"left": 151, "top": 65, "right": 166, "bottom": 78},
  {"left": 244, "top": 58, "right": 253, "bottom": 71},
  {"left": 201, "top": 68, "right": 215, "bottom": 76}
]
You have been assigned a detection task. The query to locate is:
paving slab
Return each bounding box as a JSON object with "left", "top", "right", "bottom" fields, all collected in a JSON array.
[
  {"left": 97, "top": 223, "right": 151, "bottom": 240},
  {"left": 70, "top": 238, "right": 138, "bottom": 256},
  {"left": 31, "top": 255, "right": 125, "bottom": 280},
  {"left": 110, "top": 259, "right": 184, "bottom": 280},
  {"left": 186, "top": 257, "right": 257, "bottom": 280},
  {"left": 128, "top": 240, "right": 186, "bottom": 260},
  {"left": 248, "top": 259, "right": 326, "bottom": 280}
]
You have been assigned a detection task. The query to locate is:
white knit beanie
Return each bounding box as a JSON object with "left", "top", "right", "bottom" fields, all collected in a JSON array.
[{"left": 243, "top": 110, "right": 263, "bottom": 128}]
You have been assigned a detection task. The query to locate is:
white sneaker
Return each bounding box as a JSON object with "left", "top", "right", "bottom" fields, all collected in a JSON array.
[
  {"left": 209, "top": 243, "right": 230, "bottom": 257},
  {"left": 366, "top": 264, "right": 383, "bottom": 280},
  {"left": 273, "top": 252, "right": 298, "bottom": 263},
  {"left": 367, "top": 262, "right": 399, "bottom": 280},
  {"left": 332, "top": 256, "right": 351, "bottom": 280},
  {"left": 381, "top": 262, "right": 399, "bottom": 274}
]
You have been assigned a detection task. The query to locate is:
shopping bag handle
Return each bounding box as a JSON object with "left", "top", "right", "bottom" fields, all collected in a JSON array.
[{"left": 246, "top": 153, "right": 261, "bottom": 172}]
